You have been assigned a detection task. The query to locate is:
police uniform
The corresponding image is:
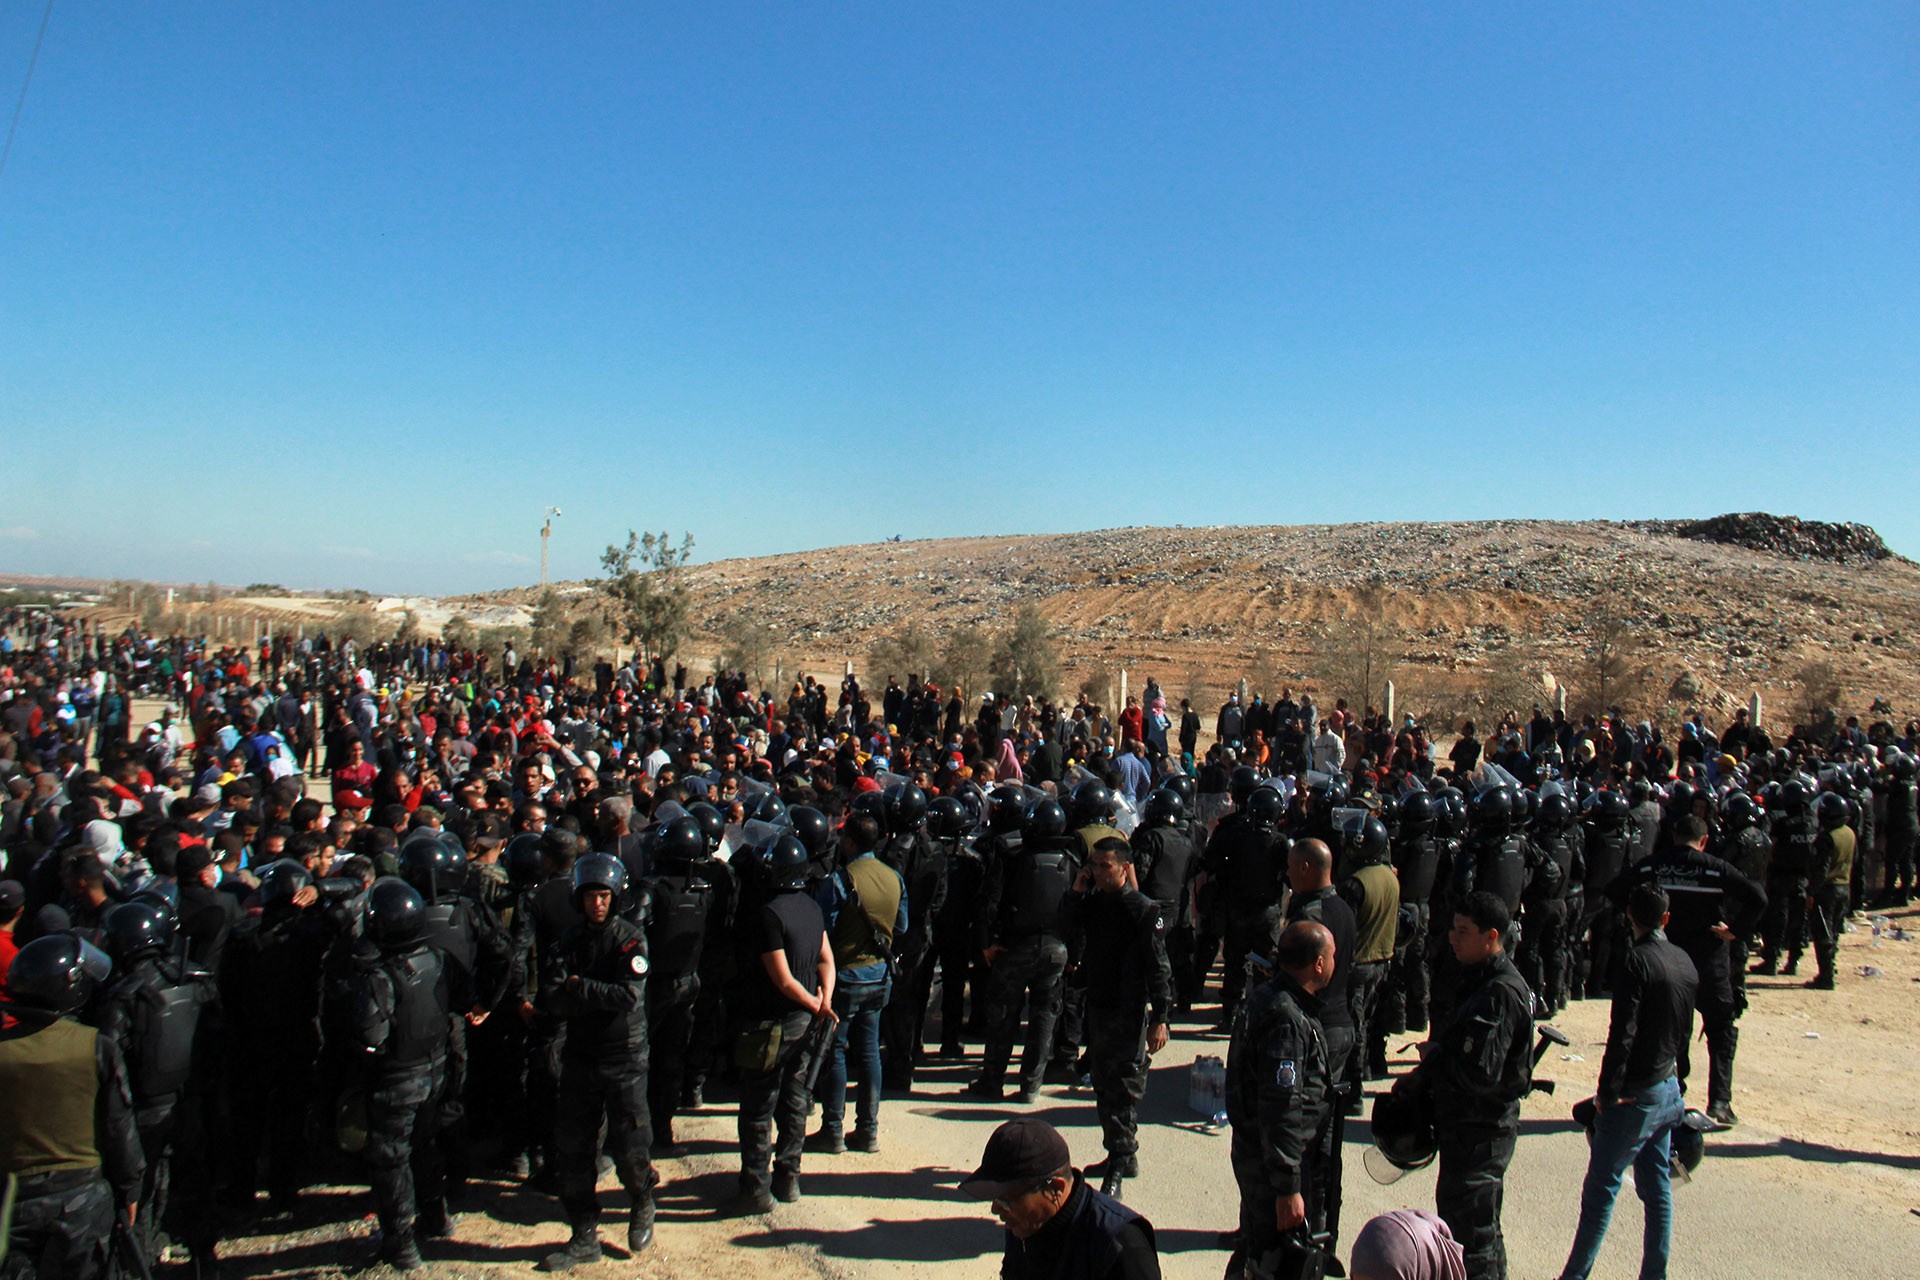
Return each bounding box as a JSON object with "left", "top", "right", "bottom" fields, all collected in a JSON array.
[
  {"left": 1132, "top": 820, "right": 1202, "bottom": 1009},
  {"left": 972, "top": 829, "right": 1074, "bottom": 1100},
  {"left": 1284, "top": 885, "right": 1356, "bottom": 1244},
  {"left": 539, "top": 899, "right": 657, "bottom": 1252},
  {"left": 1203, "top": 814, "right": 1288, "bottom": 1028},
  {"left": 1882, "top": 764, "right": 1918, "bottom": 903},
  {"left": 1576, "top": 816, "right": 1635, "bottom": 999},
  {"left": 1383, "top": 822, "right": 1443, "bottom": 1040},
  {"left": 641, "top": 862, "right": 716, "bottom": 1151},
  {"left": 351, "top": 929, "right": 453, "bottom": 1267},
  {"left": 1609, "top": 843, "right": 1765, "bottom": 1120},
  {"left": 1808, "top": 821, "right": 1856, "bottom": 989},
  {"left": 1057, "top": 881, "right": 1170, "bottom": 1177},
  {"left": 1517, "top": 821, "right": 1582, "bottom": 1014},
  {"left": 1756, "top": 802, "right": 1816, "bottom": 974},
  {"left": 506, "top": 873, "right": 585, "bottom": 1181},
  {"left": 1339, "top": 859, "right": 1398, "bottom": 1086},
  {"left": 1412, "top": 950, "right": 1533, "bottom": 1280},
  {"left": 1225, "top": 971, "right": 1329, "bottom": 1279},
  {"left": 96, "top": 953, "right": 219, "bottom": 1263},
  {"left": 420, "top": 886, "right": 515, "bottom": 1206},
  {"left": 878, "top": 825, "right": 947, "bottom": 1088},
  {"left": 0, "top": 1010, "right": 144, "bottom": 1280}
]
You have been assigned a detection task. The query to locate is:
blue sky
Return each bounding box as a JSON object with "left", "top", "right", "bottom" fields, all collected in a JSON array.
[{"left": 1, "top": 3, "right": 1914, "bottom": 593}]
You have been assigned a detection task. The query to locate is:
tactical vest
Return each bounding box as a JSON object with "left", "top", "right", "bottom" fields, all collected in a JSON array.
[
  {"left": 1392, "top": 834, "right": 1441, "bottom": 904},
  {"left": 134, "top": 966, "right": 211, "bottom": 1104},
  {"left": 425, "top": 900, "right": 478, "bottom": 976},
  {"left": 0, "top": 1018, "right": 101, "bottom": 1176},
  {"left": 1475, "top": 836, "right": 1528, "bottom": 912},
  {"left": 1583, "top": 827, "right": 1632, "bottom": 894},
  {"left": 1772, "top": 815, "right": 1817, "bottom": 874},
  {"left": 647, "top": 874, "right": 711, "bottom": 979},
  {"left": 1002, "top": 847, "right": 1074, "bottom": 939},
  {"left": 1136, "top": 828, "right": 1197, "bottom": 906},
  {"left": 384, "top": 948, "right": 449, "bottom": 1065}
]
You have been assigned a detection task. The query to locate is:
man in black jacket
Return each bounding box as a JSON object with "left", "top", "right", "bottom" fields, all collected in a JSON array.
[
  {"left": 1405, "top": 891, "right": 1535, "bottom": 1280},
  {"left": 1225, "top": 921, "right": 1335, "bottom": 1280},
  {"left": 1058, "top": 837, "right": 1171, "bottom": 1197},
  {"left": 1556, "top": 883, "right": 1698, "bottom": 1280},
  {"left": 960, "top": 1117, "right": 1160, "bottom": 1280}
]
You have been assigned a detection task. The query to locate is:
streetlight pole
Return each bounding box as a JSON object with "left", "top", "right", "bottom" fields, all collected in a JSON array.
[{"left": 540, "top": 506, "right": 562, "bottom": 589}]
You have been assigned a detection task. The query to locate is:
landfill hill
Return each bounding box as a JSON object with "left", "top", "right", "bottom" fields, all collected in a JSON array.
[{"left": 40, "top": 514, "right": 1920, "bottom": 728}]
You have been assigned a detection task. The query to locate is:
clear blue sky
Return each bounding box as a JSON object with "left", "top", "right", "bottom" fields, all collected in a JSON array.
[{"left": 2, "top": 3, "right": 1914, "bottom": 593}]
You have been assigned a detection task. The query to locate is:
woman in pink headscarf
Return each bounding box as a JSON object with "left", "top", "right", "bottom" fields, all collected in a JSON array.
[
  {"left": 996, "top": 735, "right": 1023, "bottom": 783},
  {"left": 1351, "top": 1210, "right": 1467, "bottom": 1280}
]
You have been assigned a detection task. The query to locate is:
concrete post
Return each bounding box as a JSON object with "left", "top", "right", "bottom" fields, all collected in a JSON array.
[
  {"left": 1119, "top": 669, "right": 1128, "bottom": 707},
  {"left": 1383, "top": 680, "right": 1395, "bottom": 725},
  {"left": 1750, "top": 692, "right": 1763, "bottom": 730},
  {"left": 1555, "top": 683, "right": 1567, "bottom": 715}
]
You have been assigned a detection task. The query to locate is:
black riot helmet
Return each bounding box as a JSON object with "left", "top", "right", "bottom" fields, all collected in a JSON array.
[
  {"left": 130, "top": 880, "right": 180, "bottom": 915},
  {"left": 399, "top": 832, "right": 467, "bottom": 904},
  {"left": 1398, "top": 792, "right": 1438, "bottom": 835},
  {"left": 1364, "top": 1086, "right": 1438, "bottom": 1185},
  {"left": 257, "top": 859, "right": 314, "bottom": 910},
  {"left": 1666, "top": 781, "right": 1698, "bottom": 818},
  {"left": 885, "top": 784, "right": 929, "bottom": 834},
  {"left": 745, "top": 790, "right": 787, "bottom": 826},
  {"left": 1142, "top": 788, "right": 1185, "bottom": 829},
  {"left": 571, "top": 853, "right": 629, "bottom": 910},
  {"left": 1776, "top": 779, "right": 1812, "bottom": 814},
  {"left": 850, "top": 790, "right": 890, "bottom": 828},
  {"left": 1536, "top": 793, "right": 1577, "bottom": 831},
  {"left": 653, "top": 817, "right": 706, "bottom": 870},
  {"left": 1340, "top": 814, "right": 1390, "bottom": 867},
  {"left": 1815, "top": 791, "right": 1850, "bottom": 831},
  {"left": 767, "top": 835, "right": 810, "bottom": 891},
  {"left": 685, "top": 801, "right": 727, "bottom": 854},
  {"left": 1587, "top": 790, "right": 1630, "bottom": 830},
  {"left": 1891, "top": 753, "right": 1917, "bottom": 783},
  {"left": 926, "top": 796, "right": 969, "bottom": 840},
  {"left": 6, "top": 933, "right": 112, "bottom": 1015},
  {"left": 363, "top": 876, "right": 428, "bottom": 951},
  {"left": 1157, "top": 773, "right": 1196, "bottom": 809},
  {"left": 1435, "top": 787, "right": 1468, "bottom": 838},
  {"left": 1025, "top": 798, "right": 1068, "bottom": 842},
  {"left": 103, "top": 900, "right": 174, "bottom": 967},
  {"left": 1519, "top": 788, "right": 1540, "bottom": 829},
  {"left": 787, "top": 805, "right": 833, "bottom": 857},
  {"left": 1470, "top": 786, "right": 1515, "bottom": 837},
  {"left": 504, "top": 832, "right": 546, "bottom": 890},
  {"left": 988, "top": 784, "right": 1029, "bottom": 833},
  {"left": 1308, "top": 774, "right": 1350, "bottom": 810},
  {"left": 1244, "top": 786, "right": 1285, "bottom": 829},
  {"left": 1228, "top": 766, "right": 1260, "bottom": 806},
  {"left": 1068, "top": 781, "right": 1115, "bottom": 829},
  {"left": 1720, "top": 792, "right": 1761, "bottom": 833}
]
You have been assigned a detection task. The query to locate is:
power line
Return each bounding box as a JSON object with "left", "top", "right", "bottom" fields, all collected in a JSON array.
[{"left": 0, "top": 0, "right": 56, "bottom": 196}]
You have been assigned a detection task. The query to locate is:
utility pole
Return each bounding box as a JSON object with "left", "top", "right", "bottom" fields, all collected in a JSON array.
[{"left": 540, "top": 506, "right": 563, "bottom": 589}]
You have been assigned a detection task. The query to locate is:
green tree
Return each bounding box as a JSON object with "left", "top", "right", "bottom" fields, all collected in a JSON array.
[
  {"left": 530, "top": 589, "right": 571, "bottom": 656},
  {"left": 716, "top": 611, "right": 779, "bottom": 687},
  {"left": 988, "top": 604, "right": 1061, "bottom": 701},
  {"left": 596, "top": 530, "right": 697, "bottom": 662},
  {"left": 933, "top": 624, "right": 993, "bottom": 700},
  {"left": 444, "top": 614, "right": 476, "bottom": 652},
  {"left": 869, "top": 621, "right": 938, "bottom": 684}
]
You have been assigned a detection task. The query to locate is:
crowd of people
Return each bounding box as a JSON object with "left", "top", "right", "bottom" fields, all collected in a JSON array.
[{"left": 0, "top": 604, "right": 1913, "bottom": 1280}]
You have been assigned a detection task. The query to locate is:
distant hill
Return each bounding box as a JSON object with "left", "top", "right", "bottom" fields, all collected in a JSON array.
[{"left": 48, "top": 514, "right": 1920, "bottom": 731}]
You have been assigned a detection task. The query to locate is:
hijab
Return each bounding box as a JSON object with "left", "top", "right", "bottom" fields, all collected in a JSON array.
[{"left": 1350, "top": 1210, "right": 1466, "bottom": 1280}]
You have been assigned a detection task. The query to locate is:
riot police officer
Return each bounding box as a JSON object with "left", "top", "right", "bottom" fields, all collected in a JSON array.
[
  {"left": 1205, "top": 785, "right": 1289, "bottom": 1031},
  {"left": 1133, "top": 787, "right": 1202, "bottom": 1012},
  {"left": 1224, "top": 921, "right": 1335, "bottom": 1280},
  {"left": 506, "top": 828, "right": 585, "bottom": 1185},
  {"left": 1284, "top": 839, "right": 1357, "bottom": 1248},
  {"left": 970, "top": 797, "right": 1076, "bottom": 1103},
  {"left": 351, "top": 878, "right": 453, "bottom": 1271},
  {"left": 1058, "top": 836, "right": 1171, "bottom": 1198},
  {"left": 1807, "top": 792, "right": 1856, "bottom": 992},
  {"left": 1576, "top": 790, "right": 1634, "bottom": 999},
  {"left": 538, "top": 853, "right": 657, "bottom": 1268},
  {"left": 399, "top": 830, "right": 515, "bottom": 1214},
  {"left": 1381, "top": 792, "right": 1443, "bottom": 1046},
  {"left": 1714, "top": 792, "right": 1771, "bottom": 1019},
  {"left": 925, "top": 794, "right": 982, "bottom": 1057},
  {"left": 639, "top": 816, "right": 716, "bottom": 1155},
  {"left": 1754, "top": 780, "right": 1816, "bottom": 976},
  {"left": 1335, "top": 814, "right": 1397, "bottom": 1097},
  {"left": 98, "top": 898, "right": 220, "bottom": 1268},
  {"left": 878, "top": 783, "right": 946, "bottom": 1089},
  {"left": 221, "top": 858, "right": 333, "bottom": 1215},
  {"left": 1881, "top": 753, "right": 1919, "bottom": 906},
  {"left": 1518, "top": 793, "right": 1583, "bottom": 1015},
  {"left": 1608, "top": 813, "right": 1764, "bottom": 1127},
  {"left": 0, "top": 933, "right": 143, "bottom": 1280}
]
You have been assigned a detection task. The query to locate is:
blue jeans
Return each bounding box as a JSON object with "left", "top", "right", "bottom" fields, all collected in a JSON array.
[
  {"left": 818, "top": 977, "right": 890, "bottom": 1136},
  {"left": 1559, "top": 1075, "right": 1684, "bottom": 1280}
]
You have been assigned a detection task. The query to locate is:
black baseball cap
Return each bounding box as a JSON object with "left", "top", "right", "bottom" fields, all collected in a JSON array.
[{"left": 958, "top": 1119, "right": 1072, "bottom": 1201}]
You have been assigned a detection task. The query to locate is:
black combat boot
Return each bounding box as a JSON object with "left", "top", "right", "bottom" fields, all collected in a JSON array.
[{"left": 541, "top": 1224, "right": 602, "bottom": 1272}]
